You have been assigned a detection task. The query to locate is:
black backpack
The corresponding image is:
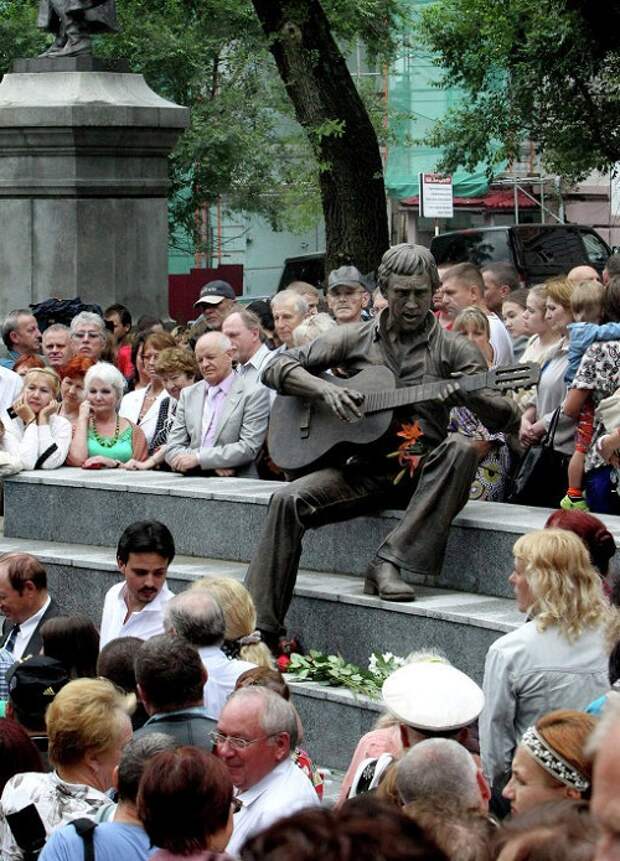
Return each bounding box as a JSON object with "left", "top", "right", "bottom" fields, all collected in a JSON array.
[{"left": 30, "top": 297, "right": 104, "bottom": 333}]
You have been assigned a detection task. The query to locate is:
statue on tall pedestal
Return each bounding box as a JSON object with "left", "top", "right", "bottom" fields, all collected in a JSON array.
[{"left": 37, "top": 0, "right": 118, "bottom": 58}]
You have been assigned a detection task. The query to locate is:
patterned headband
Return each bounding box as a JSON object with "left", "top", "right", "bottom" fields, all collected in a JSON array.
[{"left": 521, "top": 726, "right": 589, "bottom": 792}]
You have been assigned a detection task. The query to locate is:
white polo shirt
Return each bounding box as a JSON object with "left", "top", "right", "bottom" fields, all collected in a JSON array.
[
  {"left": 487, "top": 314, "right": 514, "bottom": 368},
  {"left": 198, "top": 645, "right": 256, "bottom": 719},
  {"left": 226, "top": 757, "right": 320, "bottom": 855},
  {"left": 99, "top": 581, "right": 174, "bottom": 649}
]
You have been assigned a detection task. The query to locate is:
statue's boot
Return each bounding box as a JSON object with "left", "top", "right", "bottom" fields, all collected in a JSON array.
[
  {"left": 363, "top": 559, "right": 416, "bottom": 602},
  {"left": 45, "top": 16, "right": 91, "bottom": 57},
  {"left": 39, "top": 34, "right": 67, "bottom": 57}
]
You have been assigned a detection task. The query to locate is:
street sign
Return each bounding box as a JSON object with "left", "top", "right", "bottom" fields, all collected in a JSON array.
[
  {"left": 419, "top": 172, "right": 454, "bottom": 219},
  {"left": 611, "top": 167, "right": 620, "bottom": 218}
]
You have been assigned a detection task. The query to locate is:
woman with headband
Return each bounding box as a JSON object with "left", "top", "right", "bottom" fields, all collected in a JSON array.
[{"left": 502, "top": 710, "right": 596, "bottom": 816}]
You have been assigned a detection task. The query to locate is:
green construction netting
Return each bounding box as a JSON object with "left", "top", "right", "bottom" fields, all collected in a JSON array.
[{"left": 384, "top": 0, "right": 499, "bottom": 200}]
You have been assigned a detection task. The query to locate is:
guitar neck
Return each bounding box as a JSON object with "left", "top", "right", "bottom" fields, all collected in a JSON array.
[{"left": 363, "top": 371, "right": 492, "bottom": 415}]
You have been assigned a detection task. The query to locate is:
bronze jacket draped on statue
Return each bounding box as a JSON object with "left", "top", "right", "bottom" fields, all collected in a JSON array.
[{"left": 38, "top": 0, "right": 118, "bottom": 34}]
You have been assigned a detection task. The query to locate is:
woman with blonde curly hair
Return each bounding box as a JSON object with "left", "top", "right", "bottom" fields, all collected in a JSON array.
[
  {"left": 191, "top": 577, "right": 273, "bottom": 668},
  {"left": 480, "top": 528, "right": 611, "bottom": 795},
  {"left": 502, "top": 709, "right": 596, "bottom": 816},
  {"left": 0, "top": 678, "right": 133, "bottom": 856}
]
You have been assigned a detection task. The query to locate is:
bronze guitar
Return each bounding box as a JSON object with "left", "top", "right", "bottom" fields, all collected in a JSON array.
[{"left": 268, "top": 363, "right": 540, "bottom": 472}]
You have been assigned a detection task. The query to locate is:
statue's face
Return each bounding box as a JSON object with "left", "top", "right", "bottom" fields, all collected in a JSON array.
[{"left": 384, "top": 273, "right": 433, "bottom": 334}]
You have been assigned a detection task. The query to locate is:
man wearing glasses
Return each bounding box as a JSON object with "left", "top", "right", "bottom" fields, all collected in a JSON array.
[
  {"left": 69, "top": 311, "right": 107, "bottom": 361},
  {"left": 214, "top": 687, "right": 319, "bottom": 854}
]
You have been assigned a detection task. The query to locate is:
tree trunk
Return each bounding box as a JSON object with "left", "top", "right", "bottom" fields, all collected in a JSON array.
[{"left": 250, "top": 0, "right": 390, "bottom": 276}]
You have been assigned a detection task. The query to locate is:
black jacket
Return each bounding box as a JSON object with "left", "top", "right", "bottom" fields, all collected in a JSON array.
[
  {"left": 133, "top": 707, "right": 216, "bottom": 750},
  {"left": 1, "top": 596, "right": 63, "bottom": 658}
]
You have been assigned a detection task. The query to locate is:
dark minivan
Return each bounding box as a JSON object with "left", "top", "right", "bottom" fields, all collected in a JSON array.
[{"left": 430, "top": 224, "right": 611, "bottom": 284}]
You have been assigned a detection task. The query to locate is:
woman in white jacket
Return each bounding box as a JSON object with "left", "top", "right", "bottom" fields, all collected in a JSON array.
[
  {"left": 2, "top": 367, "right": 71, "bottom": 469},
  {"left": 480, "top": 528, "right": 612, "bottom": 796}
]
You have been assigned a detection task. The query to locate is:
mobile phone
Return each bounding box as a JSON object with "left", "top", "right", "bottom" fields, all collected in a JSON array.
[{"left": 6, "top": 804, "right": 47, "bottom": 854}]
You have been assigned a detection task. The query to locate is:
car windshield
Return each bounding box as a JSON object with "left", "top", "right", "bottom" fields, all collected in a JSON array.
[{"left": 431, "top": 230, "right": 511, "bottom": 267}]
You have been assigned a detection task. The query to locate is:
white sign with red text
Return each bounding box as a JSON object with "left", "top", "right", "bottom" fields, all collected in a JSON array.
[{"left": 419, "top": 172, "right": 454, "bottom": 219}]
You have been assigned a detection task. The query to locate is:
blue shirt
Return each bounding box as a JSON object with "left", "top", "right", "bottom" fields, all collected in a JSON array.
[
  {"left": 39, "top": 821, "right": 156, "bottom": 861},
  {"left": 0, "top": 350, "right": 19, "bottom": 370}
]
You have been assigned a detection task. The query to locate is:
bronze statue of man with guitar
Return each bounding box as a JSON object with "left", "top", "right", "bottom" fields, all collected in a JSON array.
[{"left": 245, "top": 244, "right": 531, "bottom": 644}]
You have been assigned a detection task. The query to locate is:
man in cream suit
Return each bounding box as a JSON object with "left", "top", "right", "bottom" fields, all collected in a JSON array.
[{"left": 165, "top": 332, "right": 270, "bottom": 477}]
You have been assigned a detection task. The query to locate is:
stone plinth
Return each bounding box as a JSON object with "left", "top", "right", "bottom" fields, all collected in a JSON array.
[
  {"left": 0, "top": 68, "right": 189, "bottom": 318},
  {"left": 8, "top": 469, "right": 614, "bottom": 599}
]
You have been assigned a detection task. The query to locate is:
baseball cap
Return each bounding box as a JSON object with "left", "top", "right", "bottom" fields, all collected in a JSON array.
[
  {"left": 7, "top": 656, "right": 70, "bottom": 721},
  {"left": 381, "top": 661, "right": 484, "bottom": 732},
  {"left": 194, "top": 281, "right": 236, "bottom": 306},
  {"left": 327, "top": 265, "right": 364, "bottom": 292}
]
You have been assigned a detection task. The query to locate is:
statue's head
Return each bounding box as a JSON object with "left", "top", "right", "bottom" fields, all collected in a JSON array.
[{"left": 377, "top": 244, "right": 439, "bottom": 334}]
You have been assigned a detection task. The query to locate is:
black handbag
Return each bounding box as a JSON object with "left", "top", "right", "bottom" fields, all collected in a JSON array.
[{"left": 508, "top": 408, "right": 570, "bottom": 508}]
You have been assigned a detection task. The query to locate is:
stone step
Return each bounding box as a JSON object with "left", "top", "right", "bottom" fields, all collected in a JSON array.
[
  {"left": 0, "top": 534, "right": 519, "bottom": 682},
  {"left": 3, "top": 469, "right": 584, "bottom": 599},
  {"left": 0, "top": 533, "right": 520, "bottom": 769}
]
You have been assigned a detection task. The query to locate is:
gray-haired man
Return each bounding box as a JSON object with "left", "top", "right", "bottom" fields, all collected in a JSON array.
[
  {"left": 164, "top": 590, "right": 255, "bottom": 720},
  {"left": 214, "top": 687, "right": 319, "bottom": 855}
]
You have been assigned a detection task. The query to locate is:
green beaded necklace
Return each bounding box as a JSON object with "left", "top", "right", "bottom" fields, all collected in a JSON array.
[{"left": 89, "top": 415, "right": 121, "bottom": 448}]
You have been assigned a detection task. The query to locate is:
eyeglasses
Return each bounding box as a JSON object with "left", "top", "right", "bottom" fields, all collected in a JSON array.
[
  {"left": 72, "top": 331, "right": 102, "bottom": 340},
  {"left": 210, "top": 730, "right": 277, "bottom": 751},
  {"left": 231, "top": 797, "right": 243, "bottom": 814}
]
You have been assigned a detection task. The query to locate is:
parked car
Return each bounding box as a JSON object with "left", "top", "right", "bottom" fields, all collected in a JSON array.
[
  {"left": 277, "top": 252, "right": 325, "bottom": 291},
  {"left": 430, "top": 224, "right": 611, "bottom": 284}
]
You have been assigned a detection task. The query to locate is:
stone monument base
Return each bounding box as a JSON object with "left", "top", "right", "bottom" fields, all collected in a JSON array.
[
  {"left": 0, "top": 65, "right": 188, "bottom": 318},
  {"left": 13, "top": 56, "right": 130, "bottom": 73}
]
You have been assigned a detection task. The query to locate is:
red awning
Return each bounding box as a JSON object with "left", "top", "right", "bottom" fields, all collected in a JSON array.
[{"left": 401, "top": 188, "right": 538, "bottom": 210}]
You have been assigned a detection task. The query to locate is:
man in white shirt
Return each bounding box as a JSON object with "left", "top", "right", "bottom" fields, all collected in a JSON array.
[
  {"left": 214, "top": 687, "right": 319, "bottom": 855},
  {"left": 164, "top": 589, "right": 255, "bottom": 720},
  {"left": 442, "top": 262, "right": 514, "bottom": 367},
  {"left": 0, "top": 553, "right": 62, "bottom": 659},
  {"left": 99, "top": 520, "right": 176, "bottom": 650},
  {"left": 222, "top": 309, "right": 273, "bottom": 387}
]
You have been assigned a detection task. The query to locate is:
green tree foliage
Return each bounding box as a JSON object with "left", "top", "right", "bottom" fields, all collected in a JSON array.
[
  {"left": 417, "top": 0, "right": 620, "bottom": 182},
  {"left": 0, "top": 0, "right": 409, "bottom": 258},
  {"left": 0, "top": 0, "right": 47, "bottom": 65}
]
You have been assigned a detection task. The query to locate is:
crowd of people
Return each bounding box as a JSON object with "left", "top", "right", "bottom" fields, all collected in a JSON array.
[
  {"left": 0, "top": 513, "right": 618, "bottom": 859},
  {"left": 2, "top": 256, "right": 620, "bottom": 515},
  {"left": 3, "top": 248, "right": 620, "bottom": 858}
]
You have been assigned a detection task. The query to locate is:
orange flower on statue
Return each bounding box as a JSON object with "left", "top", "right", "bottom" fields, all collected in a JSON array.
[
  {"left": 396, "top": 421, "right": 424, "bottom": 445},
  {"left": 388, "top": 420, "right": 427, "bottom": 485}
]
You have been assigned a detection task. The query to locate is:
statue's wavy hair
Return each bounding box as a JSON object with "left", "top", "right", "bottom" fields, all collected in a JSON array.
[
  {"left": 376, "top": 244, "right": 440, "bottom": 294},
  {"left": 513, "top": 528, "right": 613, "bottom": 642}
]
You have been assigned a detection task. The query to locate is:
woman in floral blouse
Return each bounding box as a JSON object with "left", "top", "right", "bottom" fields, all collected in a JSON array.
[{"left": 564, "top": 339, "right": 620, "bottom": 513}]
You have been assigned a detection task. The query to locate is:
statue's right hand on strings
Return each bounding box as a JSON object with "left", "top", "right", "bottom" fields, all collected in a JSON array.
[{"left": 320, "top": 383, "right": 365, "bottom": 423}]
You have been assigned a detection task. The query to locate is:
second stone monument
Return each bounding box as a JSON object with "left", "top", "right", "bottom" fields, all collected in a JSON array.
[{"left": 0, "top": 53, "right": 189, "bottom": 320}]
